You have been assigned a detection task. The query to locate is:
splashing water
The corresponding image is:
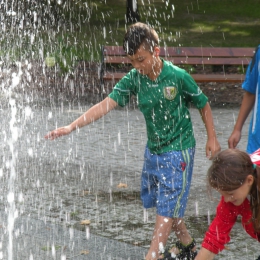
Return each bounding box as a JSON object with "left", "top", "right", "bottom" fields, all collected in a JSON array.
[{"left": 6, "top": 74, "right": 22, "bottom": 260}]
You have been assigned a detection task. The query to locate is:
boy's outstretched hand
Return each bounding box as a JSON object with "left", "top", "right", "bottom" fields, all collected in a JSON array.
[{"left": 44, "top": 125, "right": 72, "bottom": 140}]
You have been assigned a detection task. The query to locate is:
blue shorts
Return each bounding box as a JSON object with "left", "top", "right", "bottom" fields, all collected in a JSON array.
[{"left": 141, "top": 147, "right": 195, "bottom": 218}]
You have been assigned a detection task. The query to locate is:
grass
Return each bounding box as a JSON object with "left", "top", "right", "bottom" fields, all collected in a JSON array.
[
  {"left": 1, "top": 0, "right": 260, "bottom": 72},
  {"left": 93, "top": 0, "right": 260, "bottom": 48}
]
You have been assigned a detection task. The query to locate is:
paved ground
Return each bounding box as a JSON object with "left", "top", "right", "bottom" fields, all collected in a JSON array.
[
  {"left": 0, "top": 93, "right": 259, "bottom": 259},
  {"left": 0, "top": 212, "right": 146, "bottom": 260}
]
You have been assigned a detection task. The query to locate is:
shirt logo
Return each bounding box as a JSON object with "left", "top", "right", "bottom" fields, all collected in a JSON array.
[{"left": 163, "top": 86, "right": 178, "bottom": 100}]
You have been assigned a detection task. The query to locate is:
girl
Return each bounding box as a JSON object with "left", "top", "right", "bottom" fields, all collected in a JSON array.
[{"left": 195, "top": 148, "right": 260, "bottom": 260}]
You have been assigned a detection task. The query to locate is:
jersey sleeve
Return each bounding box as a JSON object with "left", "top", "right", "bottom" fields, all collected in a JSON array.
[
  {"left": 108, "top": 70, "right": 137, "bottom": 107},
  {"left": 201, "top": 197, "right": 238, "bottom": 254},
  {"left": 242, "top": 46, "right": 260, "bottom": 94},
  {"left": 181, "top": 71, "right": 208, "bottom": 109}
]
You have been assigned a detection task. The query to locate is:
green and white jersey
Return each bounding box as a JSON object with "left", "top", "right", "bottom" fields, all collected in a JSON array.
[{"left": 109, "top": 60, "right": 208, "bottom": 154}]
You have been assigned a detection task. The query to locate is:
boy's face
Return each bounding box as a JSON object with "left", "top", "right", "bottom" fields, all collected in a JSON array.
[{"left": 127, "top": 44, "right": 161, "bottom": 80}]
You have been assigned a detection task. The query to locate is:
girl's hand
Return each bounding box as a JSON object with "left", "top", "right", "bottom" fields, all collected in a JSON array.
[{"left": 44, "top": 125, "right": 73, "bottom": 140}]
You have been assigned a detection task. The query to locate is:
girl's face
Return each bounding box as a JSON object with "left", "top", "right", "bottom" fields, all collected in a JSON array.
[{"left": 219, "top": 175, "right": 254, "bottom": 206}]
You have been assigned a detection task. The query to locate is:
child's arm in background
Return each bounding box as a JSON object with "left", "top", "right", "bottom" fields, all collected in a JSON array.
[
  {"left": 199, "top": 102, "right": 221, "bottom": 159},
  {"left": 45, "top": 97, "right": 118, "bottom": 140},
  {"left": 228, "top": 91, "right": 255, "bottom": 149}
]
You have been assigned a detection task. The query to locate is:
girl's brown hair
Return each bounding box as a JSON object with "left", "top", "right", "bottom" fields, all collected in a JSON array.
[{"left": 207, "top": 149, "right": 260, "bottom": 232}]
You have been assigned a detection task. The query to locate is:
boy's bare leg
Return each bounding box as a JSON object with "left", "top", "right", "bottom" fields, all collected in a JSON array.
[
  {"left": 170, "top": 218, "right": 196, "bottom": 254},
  {"left": 145, "top": 216, "right": 196, "bottom": 260},
  {"left": 145, "top": 214, "right": 173, "bottom": 260}
]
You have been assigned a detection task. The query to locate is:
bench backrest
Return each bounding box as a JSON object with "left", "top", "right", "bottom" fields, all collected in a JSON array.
[{"left": 102, "top": 46, "right": 255, "bottom": 66}]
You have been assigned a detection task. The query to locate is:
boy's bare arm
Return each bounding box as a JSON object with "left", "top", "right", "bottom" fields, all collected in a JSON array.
[
  {"left": 45, "top": 97, "right": 118, "bottom": 140},
  {"left": 228, "top": 91, "right": 255, "bottom": 148},
  {"left": 199, "top": 102, "right": 221, "bottom": 159}
]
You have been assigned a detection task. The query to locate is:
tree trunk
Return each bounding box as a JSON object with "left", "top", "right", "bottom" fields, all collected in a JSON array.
[{"left": 126, "top": 0, "right": 140, "bottom": 23}]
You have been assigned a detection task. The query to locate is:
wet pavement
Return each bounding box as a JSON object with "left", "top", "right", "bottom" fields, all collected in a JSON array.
[{"left": 0, "top": 93, "right": 259, "bottom": 259}]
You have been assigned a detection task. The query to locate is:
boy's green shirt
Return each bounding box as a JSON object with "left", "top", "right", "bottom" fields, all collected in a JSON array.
[{"left": 109, "top": 60, "right": 208, "bottom": 154}]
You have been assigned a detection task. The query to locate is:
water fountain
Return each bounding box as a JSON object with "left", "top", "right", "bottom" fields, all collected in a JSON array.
[{"left": 0, "top": 1, "right": 259, "bottom": 259}]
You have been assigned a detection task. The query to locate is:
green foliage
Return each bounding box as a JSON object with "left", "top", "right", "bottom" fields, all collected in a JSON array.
[
  {"left": 237, "top": 65, "right": 248, "bottom": 75},
  {"left": 70, "top": 210, "right": 80, "bottom": 217},
  {"left": 1, "top": 0, "right": 260, "bottom": 74},
  {"left": 179, "top": 64, "right": 196, "bottom": 74}
]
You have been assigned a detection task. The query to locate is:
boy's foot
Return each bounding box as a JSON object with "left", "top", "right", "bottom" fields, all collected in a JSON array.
[{"left": 158, "top": 239, "right": 197, "bottom": 260}]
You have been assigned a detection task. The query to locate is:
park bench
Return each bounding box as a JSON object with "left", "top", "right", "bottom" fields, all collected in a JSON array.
[{"left": 100, "top": 45, "right": 255, "bottom": 93}]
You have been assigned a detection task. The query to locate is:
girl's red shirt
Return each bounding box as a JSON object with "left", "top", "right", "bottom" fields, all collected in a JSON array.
[{"left": 202, "top": 196, "right": 260, "bottom": 254}]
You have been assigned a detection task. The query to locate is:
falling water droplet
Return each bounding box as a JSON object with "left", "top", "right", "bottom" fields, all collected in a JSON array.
[{"left": 195, "top": 201, "right": 199, "bottom": 216}]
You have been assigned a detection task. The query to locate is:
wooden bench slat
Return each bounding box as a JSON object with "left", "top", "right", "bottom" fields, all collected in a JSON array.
[
  {"left": 166, "top": 57, "right": 250, "bottom": 65},
  {"left": 103, "top": 46, "right": 255, "bottom": 58},
  {"left": 104, "top": 56, "right": 130, "bottom": 63},
  {"left": 105, "top": 56, "right": 251, "bottom": 66},
  {"left": 104, "top": 72, "right": 245, "bottom": 83},
  {"left": 192, "top": 74, "right": 245, "bottom": 82},
  {"left": 101, "top": 45, "right": 254, "bottom": 85},
  {"left": 160, "top": 47, "right": 254, "bottom": 57}
]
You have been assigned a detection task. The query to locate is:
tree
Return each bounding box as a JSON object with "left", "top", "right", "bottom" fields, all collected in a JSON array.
[{"left": 126, "top": 0, "right": 140, "bottom": 23}]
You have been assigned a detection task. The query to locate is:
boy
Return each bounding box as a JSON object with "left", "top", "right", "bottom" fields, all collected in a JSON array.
[
  {"left": 228, "top": 45, "right": 260, "bottom": 154},
  {"left": 45, "top": 22, "right": 221, "bottom": 260}
]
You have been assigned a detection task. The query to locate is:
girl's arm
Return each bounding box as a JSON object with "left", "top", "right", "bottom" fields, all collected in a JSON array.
[
  {"left": 199, "top": 102, "right": 221, "bottom": 159},
  {"left": 197, "top": 197, "right": 239, "bottom": 258},
  {"left": 45, "top": 97, "right": 118, "bottom": 140},
  {"left": 195, "top": 247, "right": 215, "bottom": 260}
]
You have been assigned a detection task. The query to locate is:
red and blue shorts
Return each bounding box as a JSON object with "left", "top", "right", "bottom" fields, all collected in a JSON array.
[{"left": 141, "top": 147, "right": 195, "bottom": 218}]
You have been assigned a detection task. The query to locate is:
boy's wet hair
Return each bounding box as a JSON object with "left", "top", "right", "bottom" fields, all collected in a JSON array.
[
  {"left": 208, "top": 149, "right": 260, "bottom": 231},
  {"left": 123, "top": 22, "right": 159, "bottom": 56}
]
